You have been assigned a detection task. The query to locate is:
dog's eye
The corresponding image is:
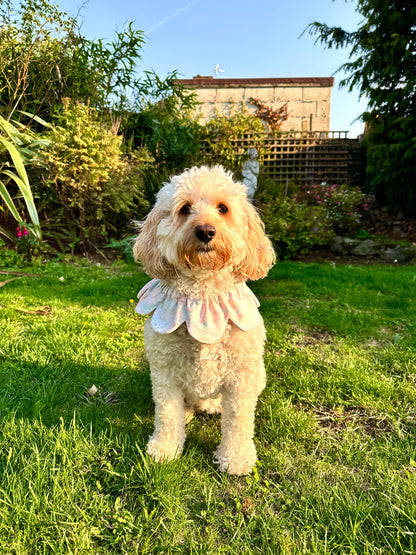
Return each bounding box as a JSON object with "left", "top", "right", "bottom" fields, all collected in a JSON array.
[
  {"left": 179, "top": 203, "right": 192, "bottom": 215},
  {"left": 218, "top": 203, "right": 228, "bottom": 215}
]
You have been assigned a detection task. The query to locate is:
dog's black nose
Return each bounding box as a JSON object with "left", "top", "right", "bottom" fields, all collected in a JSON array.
[{"left": 195, "top": 224, "right": 216, "bottom": 243}]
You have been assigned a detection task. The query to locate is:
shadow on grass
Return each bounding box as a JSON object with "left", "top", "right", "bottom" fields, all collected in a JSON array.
[
  {"left": 0, "top": 356, "right": 229, "bottom": 468},
  {"left": 0, "top": 357, "right": 154, "bottom": 442}
]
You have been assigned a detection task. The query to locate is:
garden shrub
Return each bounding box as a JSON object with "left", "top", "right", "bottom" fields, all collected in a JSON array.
[
  {"left": 135, "top": 106, "right": 203, "bottom": 173},
  {"left": 255, "top": 178, "right": 368, "bottom": 258},
  {"left": 201, "top": 105, "right": 265, "bottom": 171},
  {"left": 40, "top": 101, "right": 149, "bottom": 250},
  {"left": 365, "top": 116, "right": 416, "bottom": 217},
  {"left": 257, "top": 196, "right": 334, "bottom": 259},
  {"left": 125, "top": 83, "right": 202, "bottom": 203},
  {"left": 254, "top": 175, "right": 299, "bottom": 200},
  {"left": 0, "top": 0, "right": 146, "bottom": 121},
  {"left": 295, "top": 182, "right": 367, "bottom": 235},
  {"left": 0, "top": 238, "right": 20, "bottom": 267}
]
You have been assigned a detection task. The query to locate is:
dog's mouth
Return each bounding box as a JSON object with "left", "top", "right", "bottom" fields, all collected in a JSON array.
[{"left": 197, "top": 245, "right": 214, "bottom": 253}]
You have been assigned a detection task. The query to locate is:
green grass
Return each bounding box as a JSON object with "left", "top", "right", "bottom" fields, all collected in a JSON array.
[{"left": 1, "top": 259, "right": 416, "bottom": 554}]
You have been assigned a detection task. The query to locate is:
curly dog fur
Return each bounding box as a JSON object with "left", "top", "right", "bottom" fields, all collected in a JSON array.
[{"left": 133, "top": 166, "right": 275, "bottom": 475}]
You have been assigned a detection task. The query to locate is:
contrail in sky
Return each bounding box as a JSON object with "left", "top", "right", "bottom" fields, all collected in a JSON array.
[{"left": 145, "top": 0, "right": 199, "bottom": 35}]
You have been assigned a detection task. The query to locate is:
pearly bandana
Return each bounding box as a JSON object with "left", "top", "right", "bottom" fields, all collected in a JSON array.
[{"left": 135, "top": 278, "right": 261, "bottom": 344}]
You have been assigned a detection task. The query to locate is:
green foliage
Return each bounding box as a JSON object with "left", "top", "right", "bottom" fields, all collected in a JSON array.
[
  {"left": 0, "top": 0, "right": 77, "bottom": 119},
  {"left": 0, "top": 238, "right": 20, "bottom": 266},
  {"left": 201, "top": 105, "right": 265, "bottom": 170},
  {"left": 41, "top": 101, "right": 149, "bottom": 249},
  {"left": 130, "top": 73, "right": 201, "bottom": 170},
  {"left": 70, "top": 22, "right": 146, "bottom": 112},
  {"left": 104, "top": 237, "right": 135, "bottom": 263},
  {"left": 295, "top": 182, "right": 367, "bottom": 234},
  {"left": 257, "top": 195, "right": 334, "bottom": 259},
  {"left": 255, "top": 178, "right": 367, "bottom": 257},
  {"left": 126, "top": 76, "right": 201, "bottom": 202},
  {"left": 0, "top": 113, "right": 48, "bottom": 242},
  {"left": 135, "top": 105, "right": 202, "bottom": 173},
  {"left": 305, "top": 0, "right": 416, "bottom": 216},
  {"left": 255, "top": 175, "right": 299, "bottom": 199},
  {"left": 0, "top": 0, "right": 145, "bottom": 119},
  {"left": 364, "top": 115, "right": 416, "bottom": 215}
]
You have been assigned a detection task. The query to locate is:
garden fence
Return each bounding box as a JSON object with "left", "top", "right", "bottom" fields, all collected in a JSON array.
[{"left": 202, "top": 131, "right": 365, "bottom": 187}]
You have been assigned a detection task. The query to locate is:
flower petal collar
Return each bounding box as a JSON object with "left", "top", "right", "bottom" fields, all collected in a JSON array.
[{"left": 135, "top": 278, "right": 261, "bottom": 344}]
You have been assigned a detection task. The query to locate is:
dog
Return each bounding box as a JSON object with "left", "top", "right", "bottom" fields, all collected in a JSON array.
[{"left": 133, "top": 166, "right": 275, "bottom": 475}]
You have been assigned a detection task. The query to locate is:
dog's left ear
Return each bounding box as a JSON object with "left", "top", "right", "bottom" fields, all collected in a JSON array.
[{"left": 234, "top": 201, "right": 276, "bottom": 280}]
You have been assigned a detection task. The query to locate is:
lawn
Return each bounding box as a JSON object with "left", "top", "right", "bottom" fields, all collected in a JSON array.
[{"left": 0, "top": 258, "right": 416, "bottom": 554}]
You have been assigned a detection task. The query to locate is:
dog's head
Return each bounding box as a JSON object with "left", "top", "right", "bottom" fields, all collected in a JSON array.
[{"left": 133, "top": 166, "right": 275, "bottom": 280}]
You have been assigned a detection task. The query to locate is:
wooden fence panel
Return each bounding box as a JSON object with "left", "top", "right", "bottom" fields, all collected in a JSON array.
[{"left": 202, "top": 131, "right": 365, "bottom": 188}]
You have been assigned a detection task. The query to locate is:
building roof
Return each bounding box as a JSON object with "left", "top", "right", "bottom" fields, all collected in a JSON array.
[{"left": 176, "top": 76, "right": 334, "bottom": 88}]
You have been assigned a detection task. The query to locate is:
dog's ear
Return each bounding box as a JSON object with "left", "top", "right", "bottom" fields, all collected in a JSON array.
[
  {"left": 133, "top": 208, "right": 176, "bottom": 279},
  {"left": 234, "top": 201, "right": 276, "bottom": 281}
]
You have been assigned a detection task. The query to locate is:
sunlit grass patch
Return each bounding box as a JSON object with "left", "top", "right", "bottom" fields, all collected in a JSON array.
[{"left": 0, "top": 259, "right": 415, "bottom": 553}]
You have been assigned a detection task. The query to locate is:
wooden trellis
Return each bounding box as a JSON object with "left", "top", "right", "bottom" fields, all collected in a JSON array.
[{"left": 202, "top": 131, "right": 365, "bottom": 187}]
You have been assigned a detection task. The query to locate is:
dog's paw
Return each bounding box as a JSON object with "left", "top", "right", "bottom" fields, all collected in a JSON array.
[
  {"left": 146, "top": 437, "right": 183, "bottom": 462},
  {"left": 213, "top": 441, "right": 257, "bottom": 476}
]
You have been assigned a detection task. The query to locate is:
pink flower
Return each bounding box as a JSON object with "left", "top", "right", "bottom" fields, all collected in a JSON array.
[{"left": 16, "top": 226, "right": 28, "bottom": 239}]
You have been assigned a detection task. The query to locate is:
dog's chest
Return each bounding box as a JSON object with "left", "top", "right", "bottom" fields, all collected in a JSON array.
[
  {"left": 181, "top": 339, "right": 230, "bottom": 399},
  {"left": 144, "top": 319, "right": 236, "bottom": 399}
]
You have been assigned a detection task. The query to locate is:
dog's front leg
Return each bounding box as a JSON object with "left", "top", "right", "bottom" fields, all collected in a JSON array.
[
  {"left": 213, "top": 379, "right": 259, "bottom": 476},
  {"left": 147, "top": 378, "right": 186, "bottom": 462}
]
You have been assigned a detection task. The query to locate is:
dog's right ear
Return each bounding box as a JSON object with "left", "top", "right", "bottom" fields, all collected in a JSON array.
[{"left": 133, "top": 208, "right": 176, "bottom": 279}]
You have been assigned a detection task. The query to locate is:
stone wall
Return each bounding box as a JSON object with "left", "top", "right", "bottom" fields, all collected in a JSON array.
[
  {"left": 176, "top": 76, "right": 334, "bottom": 132},
  {"left": 330, "top": 236, "right": 416, "bottom": 264}
]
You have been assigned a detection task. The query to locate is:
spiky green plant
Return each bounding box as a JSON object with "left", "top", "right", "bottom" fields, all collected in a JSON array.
[{"left": 0, "top": 114, "right": 48, "bottom": 242}]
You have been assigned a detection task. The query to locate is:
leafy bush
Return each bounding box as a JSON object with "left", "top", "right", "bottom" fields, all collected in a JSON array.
[
  {"left": 124, "top": 78, "right": 201, "bottom": 203},
  {"left": 257, "top": 196, "right": 334, "bottom": 259},
  {"left": 40, "top": 101, "right": 149, "bottom": 249},
  {"left": 134, "top": 106, "right": 202, "bottom": 174},
  {"left": 132, "top": 76, "right": 200, "bottom": 158},
  {"left": 201, "top": 105, "right": 265, "bottom": 171},
  {"left": 295, "top": 182, "right": 367, "bottom": 235},
  {"left": 103, "top": 237, "right": 135, "bottom": 263},
  {"left": 364, "top": 115, "right": 416, "bottom": 216},
  {"left": 254, "top": 175, "right": 299, "bottom": 200},
  {"left": 0, "top": 0, "right": 145, "bottom": 120},
  {"left": 0, "top": 238, "right": 20, "bottom": 267}
]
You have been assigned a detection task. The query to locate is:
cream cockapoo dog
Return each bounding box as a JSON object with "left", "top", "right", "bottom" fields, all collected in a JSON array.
[{"left": 133, "top": 165, "right": 275, "bottom": 475}]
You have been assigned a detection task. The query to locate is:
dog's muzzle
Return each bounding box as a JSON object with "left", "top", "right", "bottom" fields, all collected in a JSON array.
[{"left": 195, "top": 224, "right": 216, "bottom": 244}]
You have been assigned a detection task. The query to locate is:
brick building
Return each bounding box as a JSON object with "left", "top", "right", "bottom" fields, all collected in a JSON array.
[{"left": 176, "top": 76, "right": 334, "bottom": 132}]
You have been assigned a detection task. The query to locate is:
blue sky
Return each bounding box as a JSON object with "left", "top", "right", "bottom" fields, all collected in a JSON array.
[{"left": 57, "top": 0, "right": 367, "bottom": 137}]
